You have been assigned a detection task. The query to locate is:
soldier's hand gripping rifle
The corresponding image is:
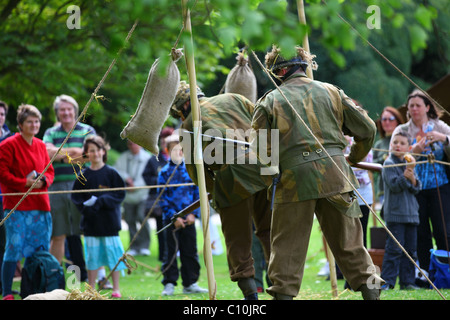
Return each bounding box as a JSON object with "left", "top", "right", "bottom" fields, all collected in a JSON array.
[{"left": 156, "top": 193, "right": 213, "bottom": 235}]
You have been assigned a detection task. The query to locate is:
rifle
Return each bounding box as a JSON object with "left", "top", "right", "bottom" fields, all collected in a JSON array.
[
  {"left": 156, "top": 193, "right": 212, "bottom": 235},
  {"left": 351, "top": 161, "right": 382, "bottom": 172}
]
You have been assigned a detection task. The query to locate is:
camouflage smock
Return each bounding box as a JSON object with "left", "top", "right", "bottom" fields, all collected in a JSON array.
[
  {"left": 181, "top": 93, "right": 271, "bottom": 209},
  {"left": 252, "top": 73, "right": 376, "bottom": 207}
]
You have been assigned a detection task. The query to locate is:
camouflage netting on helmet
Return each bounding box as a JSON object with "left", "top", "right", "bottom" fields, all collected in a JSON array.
[
  {"left": 224, "top": 52, "right": 257, "bottom": 103},
  {"left": 170, "top": 80, "right": 191, "bottom": 117},
  {"left": 169, "top": 80, "right": 204, "bottom": 119},
  {"left": 265, "top": 45, "right": 318, "bottom": 73},
  {"left": 120, "top": 48, "right": 183, "bottom": 155}
]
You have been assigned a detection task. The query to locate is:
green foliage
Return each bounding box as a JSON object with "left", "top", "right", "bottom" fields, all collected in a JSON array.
[{"left": 0, "top": 0, "right": 447, "bottom": 152}]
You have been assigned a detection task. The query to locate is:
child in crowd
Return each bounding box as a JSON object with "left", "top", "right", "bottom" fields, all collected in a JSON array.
[
  {"left": 158, "top": 133, "right": 207, "bottom": 296},
  {"left": 71, "top": 135, "right": 127, "bottom": 298},
  {"left": 381, "top": 132, "right": 421, "bottom": 290}
]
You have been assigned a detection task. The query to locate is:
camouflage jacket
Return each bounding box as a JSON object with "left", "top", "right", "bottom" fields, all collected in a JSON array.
[
  {"left": 252, "top": 73, "right": 376, "bottom": 206},
  {"left": 181, "top": 93, "right": 271, "bottom": 209}
]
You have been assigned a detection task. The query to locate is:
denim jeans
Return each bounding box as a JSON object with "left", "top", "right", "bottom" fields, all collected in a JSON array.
[{"left": 381, "top": 222, "right": 417, "bottom": 287}]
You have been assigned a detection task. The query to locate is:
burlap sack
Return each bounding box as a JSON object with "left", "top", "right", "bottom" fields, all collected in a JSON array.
[
  {"left": 120, "top": 48, "right": 183, "bottom": 155},
  {"left": 224, "top": 53, "right": 257, "bottom": 103}
]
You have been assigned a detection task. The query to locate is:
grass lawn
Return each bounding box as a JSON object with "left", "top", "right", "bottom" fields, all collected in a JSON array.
[{"left": 11, "top": 213, "right": 450, "bottom": 301}]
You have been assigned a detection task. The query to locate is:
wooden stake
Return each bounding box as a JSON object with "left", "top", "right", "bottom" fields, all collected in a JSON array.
[
  {"left": 181, "top": 0, "right": 217, "bottom": 300},
  {"left": 297, "top": 0, "right": 338, "bottom": 298}
]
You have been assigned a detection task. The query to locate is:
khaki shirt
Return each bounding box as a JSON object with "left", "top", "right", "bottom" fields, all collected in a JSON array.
[
  {"left": 252, "top": 73, "right": 376, "bottom": 210},
  {"left": 181, "top": 93, "right": 271, "bottom": 209}
]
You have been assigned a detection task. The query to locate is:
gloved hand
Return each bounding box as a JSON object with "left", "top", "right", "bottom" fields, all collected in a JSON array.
[{"left": 83, "top": 195, "right": 98, "bottom": 207}]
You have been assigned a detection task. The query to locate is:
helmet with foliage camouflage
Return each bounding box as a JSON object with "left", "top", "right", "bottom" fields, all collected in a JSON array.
[
  {"left": 264, "top": 45, "right": 318, "bottom": 73},
  {"left": 169, "top": 81, "right": 205, "bottom": 119}
]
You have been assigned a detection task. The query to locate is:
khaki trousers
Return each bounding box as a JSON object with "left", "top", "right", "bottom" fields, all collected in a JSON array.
[
  {"left": 218, "top": 189, "right": 272, "bottom": 281},
  {"left": 267, "top": 199, "right": 383, "bottom": 297}
]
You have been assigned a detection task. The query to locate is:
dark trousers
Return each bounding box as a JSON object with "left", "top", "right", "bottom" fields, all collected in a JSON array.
[
  {"left": 359, "top": 205, "right": 370, "bottom": 248},
  {"left": 218, "top": 190, "right": 272, "bottom": 281},
  {"left": 416, "top": 184, "right": 450, "bottom": 271},
  {"left": 381, "top": 222, "right": 417, "bottom": 287},
  {"left": 65, "top": 235, "right": 87, "bottom": 282},
  {"left": 161, "top": 223, "right": 200, "bottom": 288}
]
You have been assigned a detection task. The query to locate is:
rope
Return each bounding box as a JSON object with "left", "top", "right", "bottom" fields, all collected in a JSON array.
[
  {"left": 0, "top": 182, "right": 194, "bottom": 197},
  {"left": 250, "top": 50, "right": 446, "bottom": 300},
  {"left": 0, "top": 19, "right": 139, "bottom": 228},
  {"left": 320, "top": 0, "right": 448, "bottom": 118}
]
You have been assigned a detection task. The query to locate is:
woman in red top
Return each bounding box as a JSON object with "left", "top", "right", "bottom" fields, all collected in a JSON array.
[{"left": 0, "top": 104, "right": 54, "bottom": 300}]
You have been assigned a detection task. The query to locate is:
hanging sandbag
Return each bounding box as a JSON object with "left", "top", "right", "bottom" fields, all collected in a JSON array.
[
  {"left": 120, "top": 48, "right": 183, "bottom": 155},
  {"left": 224, "top": 52, "right": 257, "bottom": 103}
]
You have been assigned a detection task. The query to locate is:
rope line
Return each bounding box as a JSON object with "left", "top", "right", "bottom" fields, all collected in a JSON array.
[{"left": 0, "top": 183, "right": 194, "bottom": 197}]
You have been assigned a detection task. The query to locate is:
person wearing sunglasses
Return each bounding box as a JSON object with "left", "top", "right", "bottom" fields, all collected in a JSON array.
[{"left": 373, "top": 107, "right": 405, "bottom": 205}]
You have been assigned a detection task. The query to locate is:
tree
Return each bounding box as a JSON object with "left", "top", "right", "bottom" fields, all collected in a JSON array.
[{"left": 0, "top": 0, "right": 447, "bottom": 151}]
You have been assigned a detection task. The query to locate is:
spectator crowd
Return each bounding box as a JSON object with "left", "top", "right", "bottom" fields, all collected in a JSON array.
[{"left": 0, "top": 72, "right": 449, "bottom": 300}]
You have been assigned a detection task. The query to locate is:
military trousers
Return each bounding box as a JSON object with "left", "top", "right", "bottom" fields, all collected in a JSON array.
[
  {"left": 267, "top": 198, "right": 384, "bottom": 297},
  {"left": 218, "top": 189, "right": 272, "bottom": 282}
]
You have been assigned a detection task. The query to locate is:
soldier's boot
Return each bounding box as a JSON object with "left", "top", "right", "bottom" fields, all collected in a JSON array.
[
  {"left": 272, "top": 293, "right": 294, "bottom": 300},
  {"left": 238, "top": 278, "right": 258, "bottom": 300},
  {"left": 358, "top": 284, "right": 381, "bottom": 300}
]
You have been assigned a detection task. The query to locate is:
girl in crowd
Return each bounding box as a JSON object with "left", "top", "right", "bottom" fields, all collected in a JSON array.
[{"left": 71, "top": 135, "right": 126, "bottom": 298}]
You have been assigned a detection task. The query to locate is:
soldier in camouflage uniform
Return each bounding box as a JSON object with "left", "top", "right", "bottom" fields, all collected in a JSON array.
[
  {"left": 251, "top": 45, "right": 384, "bottom": 300},
  {"left": 169, "top": 82, "right": 272, "bottom": 300}
]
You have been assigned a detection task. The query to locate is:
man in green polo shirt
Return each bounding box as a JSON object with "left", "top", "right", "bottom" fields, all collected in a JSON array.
[{"left": 43, "top": 94, "right": 96, "bottom": 282}]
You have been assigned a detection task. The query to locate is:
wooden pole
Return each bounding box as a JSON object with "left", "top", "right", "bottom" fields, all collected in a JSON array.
[
  {"left": 182, "top": 0, "right": 217, "bottom": 300},
  {"left": 297, "top": 0, "right": 338, "bottom": 299}
]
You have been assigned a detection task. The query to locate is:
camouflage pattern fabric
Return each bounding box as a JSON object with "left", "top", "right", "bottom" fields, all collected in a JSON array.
[
  {"left": 252, "top": 73, "right": 376, "bottom": 206},
  {"left": 181, "top": 93, "right": 271, "bottom": 209}
]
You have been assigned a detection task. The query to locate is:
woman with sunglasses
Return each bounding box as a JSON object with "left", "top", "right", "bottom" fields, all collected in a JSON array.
[
  {"left": 373, "top": 107, "right": 405, "bottom": 205},
  {"left": 391, "top": 90, "right": 450, "bottom": 281}
]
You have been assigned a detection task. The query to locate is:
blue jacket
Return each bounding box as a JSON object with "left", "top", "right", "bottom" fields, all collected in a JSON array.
[
  {"left": 382, "top": 155, "right": 421, "bottom": 224},
  {"left": 158, "top": 160, "right": 200, "bottom": 222}
]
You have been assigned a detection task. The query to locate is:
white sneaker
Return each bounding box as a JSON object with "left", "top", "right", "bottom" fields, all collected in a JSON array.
[
  {"left": 127, "top": 249, "right": 138, "bottom": 256},
  {"left": 183, "top": 283, "right": 208, "bottom": 294},
  {"left": 317, "top": 261, "right": 330, "bottom": 277},
  {"left": 162, "top": 283, "right": 175, "bottom": 296},
  {"left": 139, "top": 248, "right": 151, "bottom": 256}
]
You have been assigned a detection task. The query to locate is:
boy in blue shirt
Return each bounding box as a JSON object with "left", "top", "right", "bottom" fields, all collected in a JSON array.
[{"left": 158, "top": 134, "right": 207, "bottom": 296}]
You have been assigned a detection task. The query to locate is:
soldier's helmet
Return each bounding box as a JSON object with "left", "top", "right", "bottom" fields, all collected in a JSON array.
[
  {"left": 265, "top": 45, "right": 318, "bottom": 73},
  {"left": 170, "top": 81, "right": 205, "bottom": 119}
]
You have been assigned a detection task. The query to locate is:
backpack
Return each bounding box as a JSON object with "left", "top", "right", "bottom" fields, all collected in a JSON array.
[
  {"left": 429, "top": 249, "right": 450, "bottom": 289},
  {"left": 20, "top": 248, "right": 65, "bottom": 299}
]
